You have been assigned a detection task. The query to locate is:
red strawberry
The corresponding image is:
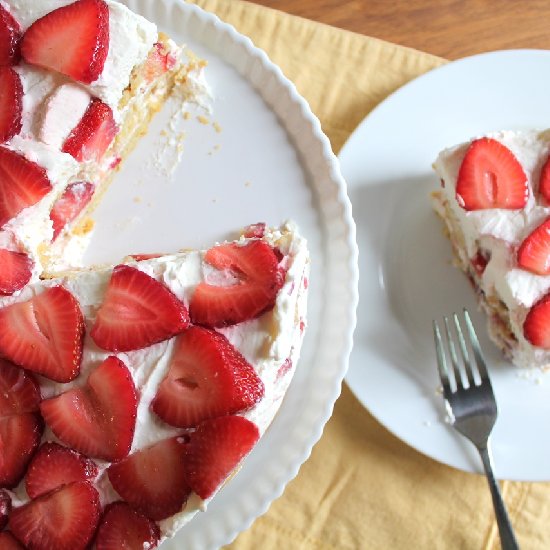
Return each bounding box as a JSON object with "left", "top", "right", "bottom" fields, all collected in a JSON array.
[
  {"left": 129, "top": 253, "right": 163, "bottom": 261},
  {"left": 9, "top": 481, "right": 100, "bottom": 550},
  {"left": 189, "top": 240, "right": 285, "bottom": 327},
  {"left": 95, "top": 502, "right": 160, "bottom": 550},
  {"left": 0, "top": 489, "right": 12, "bottom": 530},
  {"left": 518, "top": 218, "right": 550, "bottom": 275},
  {"left": 50, "top": 181, "right": 94, "bottom": 240},
  {"left": 524, "top": 293, "right": 550, "bottom": 348},
  {"left": 0, "top": 361, "right": 42, "bottom": 489},
  {"left": 91, "top": 264, "right": 189, "bottom": 352},
  {"left": 183, "top": 416, "right": 259, "bottom": 500},
  {"left": 455, "top": 138, "right": 528, "bottom": 210},
  {"left": 151, "top": 326, "right": 264, "bottom": 428},
  {"left": 0, "top": 146, "right": 52, "bottom": 228},
  {"left": 142, "top": 42, "right": 175, "bottom": 83},
  {"left": 539, "top": 155, "right": 550, "bottom": 204},
  {"left": 0, "top": 67, "right": 22, "bottom": 143},
  {"left": 0, "top": 413, "right": 43, "bottom": 488},
  {"left": 0, "top": 249, "right": 33, "bottom": 296},
  {"left": 0, "top": 286, "right": 84, "bottom": 382},
  {"left": 0, "top": 532, "right": 24, "bottom": 549},
  {"left": 0, "top": 359, "right": 41, "bottom": 417},
  {"left": 25, "top": 442, "right": 98, "bottom": 499},
  {"left": 0, "top": 5, "right": 21, "bottom": 66},
  {"left": 40, "top": 356, "right": 137, "bottom": 461},
  {"left": 62, "top": 99, "right": 117, "bottom": 162},
  {"left": 20, "top": 0, "right": 109, "bottom": 84},
  {"left": 242, "top": 222, "right": 266, "bottom": 239},
  {"left": 107, "top": 436, "right": 190, "bottom": 521}
]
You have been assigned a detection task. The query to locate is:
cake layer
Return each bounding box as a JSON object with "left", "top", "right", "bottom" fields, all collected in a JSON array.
[{"left": 432, "top": 130, "right": 550, "bottom": 369}]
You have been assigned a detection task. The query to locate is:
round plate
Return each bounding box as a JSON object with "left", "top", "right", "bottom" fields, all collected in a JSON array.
[
  {"left": 339, "top": 49, "right": 550, "bottom": 482},
  {"left": 88, "top": 1, "right": 358, "bottom": 548}
]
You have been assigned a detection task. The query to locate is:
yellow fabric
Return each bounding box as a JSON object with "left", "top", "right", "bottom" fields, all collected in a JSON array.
[{"left": 186, "top": 1, "right": 550, "bottom": 548}]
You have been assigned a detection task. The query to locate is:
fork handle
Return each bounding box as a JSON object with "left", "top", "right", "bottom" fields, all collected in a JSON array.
[{"left": 478, "top": 445, "right": 520, "bottom": 550}]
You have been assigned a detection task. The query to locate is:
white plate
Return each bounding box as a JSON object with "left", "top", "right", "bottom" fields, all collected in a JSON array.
[
  {"left": 87, "top": 1, "right": 358, "bottom": 548},
  {"left": 339, "top": 49, "right": 550, "bottom": 482}
]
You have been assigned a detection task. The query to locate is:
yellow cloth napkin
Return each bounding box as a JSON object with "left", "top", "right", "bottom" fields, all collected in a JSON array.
[{"left": 188, "top": 1, "right": 550, "bottom": 548}]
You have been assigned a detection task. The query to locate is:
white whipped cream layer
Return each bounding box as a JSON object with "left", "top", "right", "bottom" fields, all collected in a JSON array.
[
  {"left": 6, "top": 223, "right": 310, "bottom": 540},
  {"left": 433, "top": 130, "right": 550, "bottom": 369},
  {"left": 4, "top": 0, "right": 157, "bottom": 113}
]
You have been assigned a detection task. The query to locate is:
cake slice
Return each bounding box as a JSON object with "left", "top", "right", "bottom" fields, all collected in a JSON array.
[
  {"left": 432, "top": 129, "right": 550, "bottom": 370},
  {"left": 0, "top": 0, "right": 208, "bottom": 292},
  {"left": 0, "top": 222, "right": 309, "bottom": 548}
]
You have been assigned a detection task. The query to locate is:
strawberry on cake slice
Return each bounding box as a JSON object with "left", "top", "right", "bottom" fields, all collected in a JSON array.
[
  {"left": 0, "top": 0, "right": 209, "bottom": 295},
  {"left": 0, "top": 222, "right": 309, "bottom": 548},
  {"left": 432, "top": 129, "right": 550, "bottom": 370}
]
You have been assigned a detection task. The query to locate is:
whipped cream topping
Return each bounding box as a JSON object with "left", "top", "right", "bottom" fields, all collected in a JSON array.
[
  {"left": 6, "top": 223, "right": 310, "bottom": 541},
  {"left": 433, "top": 130, "right": 550, "bottom": 369}
]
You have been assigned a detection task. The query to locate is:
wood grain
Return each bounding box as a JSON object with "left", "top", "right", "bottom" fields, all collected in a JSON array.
[{"left": 247, "top": 0, "right": 550, "bottom": 59}]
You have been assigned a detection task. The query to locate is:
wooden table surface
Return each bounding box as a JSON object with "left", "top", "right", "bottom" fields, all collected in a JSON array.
[{"left": 248, "top": 0, "right": 550, "bottom": 60}]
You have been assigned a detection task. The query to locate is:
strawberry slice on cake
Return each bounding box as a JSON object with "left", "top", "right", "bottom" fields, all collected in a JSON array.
[
  {"left": 40, "top": 356, "right": 137, "bottom": 461},
  {"left": 20, "top": 0, "right": 109, "bottom": 84}
]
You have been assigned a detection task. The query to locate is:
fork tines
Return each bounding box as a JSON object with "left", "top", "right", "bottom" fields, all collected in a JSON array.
[{"left": 433, "top": 309, "right": 490, "bottom": 394}]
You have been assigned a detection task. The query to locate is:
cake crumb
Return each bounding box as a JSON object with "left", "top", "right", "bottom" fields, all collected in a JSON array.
[
  {"left": 133, "top": 196, "right": 142, "bottom": 203},
  {"left": 197, "top": 115, "right": 209, "bottom": 125},
  {"left": 213, "top": 121, "right": 222, "bottom": 133},
  {"left": 245, "top": 181, "right": 252, "bottom": 187},
  {"left": 183, "top": 111, "right": 191, "bottom": 120}
]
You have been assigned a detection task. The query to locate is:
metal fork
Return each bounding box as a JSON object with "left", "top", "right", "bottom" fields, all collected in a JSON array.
[{"left": 433, "top": 309, "right": 519, "bottom": 550}]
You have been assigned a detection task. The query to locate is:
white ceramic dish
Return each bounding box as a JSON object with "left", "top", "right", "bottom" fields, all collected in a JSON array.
[
  {"left": 85, "top": 1, "right": 358, "bottom": 548},
  {"left": 339, "top": 49, "right": 550, "bottom": 482}
]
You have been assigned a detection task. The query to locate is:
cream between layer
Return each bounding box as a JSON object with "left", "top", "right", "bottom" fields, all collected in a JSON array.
[
  {"left": 7, "top": 223, "right": 310, "bottom": 540},
  {"left": 433, "top": 129, "right": 550, "bottom": 369}
]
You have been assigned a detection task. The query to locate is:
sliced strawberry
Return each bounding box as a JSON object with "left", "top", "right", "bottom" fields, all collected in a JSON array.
[
  {"left": 95, "top": 502, "right": 160, "bottom": 550},
  {"left": 41, "top": 356, "right": 137, "bottom": 461},
  {"left": 0, "top": 489, "right": 11, "bottom": 530},
  {"left": 0, "top": 413, "right": 43, "bottom": 488},
  {"left": 151, "top": 326, "right": 264, "bottom": 428},
  {"left": 0, "top": 249, "right": 33, "bottom": 296},
  {"left": 0, "top": 146, "right": 52, "bottom": 228},
  {"left": 517, "top": 218, "right": 550, "bottom": 275},
  {"left": 539, "top": 155, "right": 550, "bottom": 204},
  {"left": 9, "top": 481, "right": 100, "bottom": 550},
  {"left": 242, "top": 222, "right": 266, "bottom": 239},
  {"left": 0, "top": 67, "right": 22, "bottom": 143},
  {"left": 0, "top": 362, "right": 42, "bottom": 489},
  {"left": 189, "top": 240, "right": 285, "bottom": 327},
  {"left": 91, "top": 264, "right": 189, "bottom": 352},
  {"left": 25, "top": 442, "right": 98, "bottom": 499},
  {"left": 50, "top": 181, "right": 95, "bottom": 240},
  {"left": 0, "top": 5, "right": 21, "bottom": 66},
  {"left": 21, "top": 0, "right": 109, "bottom": 84},
  {"left": 107, "top": 436, "right": 190, "bottom": 521},
  {"left": 142, "top": 42, "right": 174, "bottom": 83},
  {"left": 184, "top": 416, "right": 259, "bottom": 500},
  {"left": 524, "top": 293, "right": 550, "bottom": 348},
  {"left": 455, "top": 138, "right": 528, "bottom": 211},
  {"left": 129, "top": 253, "right": 163, "bottom": 261},
  {"left": 0, "top": 286, "right": 84, "bottom": 382},
  {"left": 0, "top": 359, "right": 41, "bottom": 417},
  {"left": 0, "top": 532, "right": 24, "bottom": 550},
  {"left": 62, "top": 99, "right": 117, "bottom": 162}
]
